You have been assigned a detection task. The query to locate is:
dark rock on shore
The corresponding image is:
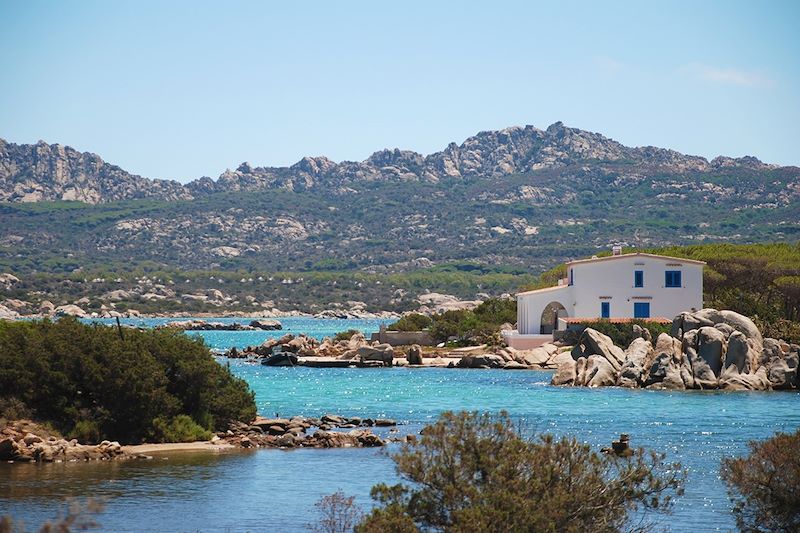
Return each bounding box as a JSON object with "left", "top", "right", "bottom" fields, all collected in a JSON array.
[{"left": 551, "top": 309, "right": 799, "bottom": 392}]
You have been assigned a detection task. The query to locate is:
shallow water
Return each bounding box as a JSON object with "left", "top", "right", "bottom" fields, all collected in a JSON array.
[{"left": 2, "top": 323, "right": 799, "bottom": 532}]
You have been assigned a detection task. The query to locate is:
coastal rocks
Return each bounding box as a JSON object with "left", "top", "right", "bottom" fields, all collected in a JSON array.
[
  {"left": 767, "top": 351, "right": 798, "bottom": 389},
  {"left": 617, "top": 338, "right": 653, "bottom": 388},
  {"left": 0, "top": 303, "right": 19, "bottom": 320},
  {"left": 248, "top": 319, "right": 283, "bottom": 330},
  {"left": 551, "top": 309, "right": 799, "bottom": 392},
  {"left": 406, "top": 344, "right": 423, "bottom": 365},
  {"left": 39, "top": 300, "right": 55, "bottom": 315},
  {"left": 551, "top": 357, "right": 577, "bottom": 386},
  {"left": 226, "top": 414, "right": 391, "bottom": 449},
  {"left": 456, "top": 354, "right": 506, "bottom": 369},
  {"left": 54, "top": 304, "right": 87, "bottom": 317},
  {"left": 577, "top": 355, "right": 617, "bottom": 387},
  {"left": 163, "top": 319, "right": 282, "bottom": 331},
  {"left": 0, "top": 420, "right": 127, "bottom": 463},
  {"left": 357, "top": 344, "right": 394, "bottom": 367},
  {"left": 571, "top": 328, "right": 625, "bottom": 371},
  {"left": 416, "top": 293, "right": 483, "bottom": 314}
]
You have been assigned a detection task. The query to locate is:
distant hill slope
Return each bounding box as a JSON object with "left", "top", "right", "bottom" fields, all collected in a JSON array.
[
  {"left": 0, "top": 123, "right": 798, "bottom": 276},
  {"left": 0, "top": 122, "right": 789, "bottom": 203}
]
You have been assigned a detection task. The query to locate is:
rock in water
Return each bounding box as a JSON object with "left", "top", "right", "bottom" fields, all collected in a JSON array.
[
  {"left": 617, "top": 337, "right": 654, "bottom": 388},
  {"left": 406, "top": 344, "right": 423, "bottom": 365},
  {"left": 551, "top": 357, "right": 577, "bottom": 386},
  {"left": 583, "top": 355, "right": 617, "bottom": 387},
  {"left": 572, "top": 328, "right": 625, "bottom": 371}
]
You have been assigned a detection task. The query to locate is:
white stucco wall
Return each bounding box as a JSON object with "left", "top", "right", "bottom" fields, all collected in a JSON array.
[
  {"left": 569, "top": 255, "right": 703, "bottom": 319},
  {"left": 517, "top": 285, "right": 573, "bottom": 334},
  {"left": 516, "top": 254, "right": 704, "bottom": 334}
]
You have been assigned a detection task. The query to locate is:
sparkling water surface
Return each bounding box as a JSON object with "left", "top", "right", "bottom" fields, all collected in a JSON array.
[{"left": 1, "top": 320, "right": 798, "bottom": 532}]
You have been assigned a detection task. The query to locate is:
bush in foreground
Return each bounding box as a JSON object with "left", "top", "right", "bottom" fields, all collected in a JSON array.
[
  {"left": 349, "top": 411, "right": 684, "bottom": 532},
  {"left": 721, "top": 428, "right": 800, "bottom": 533},
  {"left": 0, "top": 317, "right": 256, "bottom": 443}
]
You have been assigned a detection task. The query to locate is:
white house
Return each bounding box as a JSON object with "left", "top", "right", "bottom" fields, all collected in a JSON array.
[{"left": 503, "top": 248, "right": 705, "bottom": 349}]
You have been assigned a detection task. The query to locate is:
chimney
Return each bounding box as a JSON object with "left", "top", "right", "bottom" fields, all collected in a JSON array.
[{"left": 612, "top": 245, "right": 622, "bottom": 256}]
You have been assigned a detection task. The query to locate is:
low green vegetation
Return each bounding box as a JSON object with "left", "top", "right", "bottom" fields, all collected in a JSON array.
[
  {"left": 561, "top": 319, "right": 672, "bottom": 347},
  {"left": 388, "top": 298, "right": 517, "bottom": 346},
  {"left": 721, "top": 428, "right": 800, "bottom": 533},
  {"left": 349, "top": 411, "right": 684, "bottom": 532},
  {"left": 0, "top": 317, "right": 256, "bottom": 443},
  {"left": 333, "top": 329, "right": 361, "bottom": 342},
  {"left": 388, "top": 313, "right": 433, "bottom": 332}
]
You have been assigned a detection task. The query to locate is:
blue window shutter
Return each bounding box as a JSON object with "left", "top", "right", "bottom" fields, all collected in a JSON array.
[
  {"left": 634, "top": 302, "right": 650, "bottom": 318},
  {"left": 601, "top": 302, "right": 610, "bottom": 318},
  {"left": 665, "top": 270, "right": 682, "bottom": 288},
  {"left": 634, "top": 270, "right": 643, "bottom": 288}
]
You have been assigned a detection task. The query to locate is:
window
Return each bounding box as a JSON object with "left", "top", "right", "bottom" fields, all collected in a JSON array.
[
  {"left": 634, "top": 302, "right": 650, "bottom": 318},
  {"left": 569, "top": 269, "right": 574, "bottom": 286},
  {"left": 665, "top": 270, "right": 682, "bottom": 288},
  {"left": 601, "top": 302, "right": 610, "bottom": 319},
  {"left": 634, "top": 270, "right": 643, "bottom": 288}
]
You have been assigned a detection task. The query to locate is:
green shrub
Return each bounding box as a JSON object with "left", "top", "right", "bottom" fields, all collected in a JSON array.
[
  {"left": 565, "top": 319, "right": 672, "bottom": 348},
  {"left": 150, "top": 415, "right": 213, "bottom": 443},
  {"left": 68, "top": 420, "right": 101, "bottom": 444},
  {"left": 388, "top": 313, "right": 433, "bottom": 332},
  {"left": 333, "top": 329, "right": 362, "bottom": 342},
  {"left": 357, "top": 411, "right": 684, "bottom": 532},
  {"left": 0, "top": 317, "right": 256, "bottom": 443},
  {"left": 721, "top": 428, "right": 800, "bottom": 533}
]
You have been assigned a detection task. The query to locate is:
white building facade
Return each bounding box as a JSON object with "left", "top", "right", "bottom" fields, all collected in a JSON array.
[{"left": 504, "top": 252, "right": 705, "bottom": 349}]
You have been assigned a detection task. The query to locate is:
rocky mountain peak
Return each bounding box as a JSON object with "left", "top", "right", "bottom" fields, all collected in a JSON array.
[{"left": 0, "top": 123, "right": 790, "bottom": 203}]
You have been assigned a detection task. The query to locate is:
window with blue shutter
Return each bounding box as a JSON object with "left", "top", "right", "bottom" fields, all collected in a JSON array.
[
  {"left": 665, "top": 270, "right": 682, "bottom": 288},
  {"left": 601, "top": 302, "right": 610, "bottom": 318},
  {"left": 634, "top": 302, "right": 650, "bottom": 318},
  {"left": 634, "top": 270, "right": 643, "bottom": 288}
]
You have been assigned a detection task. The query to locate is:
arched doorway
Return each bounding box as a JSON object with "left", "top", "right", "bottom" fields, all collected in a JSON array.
[{"left": 540, "top": 301, "right": 568, "bottom": 334}]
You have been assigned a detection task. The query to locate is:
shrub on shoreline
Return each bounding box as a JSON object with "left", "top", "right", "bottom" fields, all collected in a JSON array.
[
  {"left": 721, "top": 428, "right": 800, "bottom": 532},
  {"left": 354, "top": 411, "right": 685, "bottom": 532},
  {"left": 0, "top": 317, "right": 256, "bottom": 444},
  {"left": 388, "top": 298, "right": 517, "bottom": 345}
]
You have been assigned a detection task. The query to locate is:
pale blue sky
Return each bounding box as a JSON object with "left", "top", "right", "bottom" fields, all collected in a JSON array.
[{"left": 1, "top": 0, "right": 798, "bottom": 182}]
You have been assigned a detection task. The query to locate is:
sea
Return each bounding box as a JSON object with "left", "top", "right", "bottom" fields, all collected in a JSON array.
[{"left": 1, "top": 317, "right": 799, "bottom": 532}]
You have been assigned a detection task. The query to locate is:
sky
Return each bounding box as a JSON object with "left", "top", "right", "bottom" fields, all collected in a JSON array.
[{"left": 0, "top": 0, "right": 798, "bottom": 182}]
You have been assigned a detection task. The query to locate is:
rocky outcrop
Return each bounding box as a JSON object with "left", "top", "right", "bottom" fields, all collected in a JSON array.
[
  {"left": 54, "top": 304, "right": 87, "bottom": 317},
  {"left": 227, "top": 414, "right": 395, "bottom": 449},
  {"left": 0, "top": 303, "right": 20, "bottom": 320},
  {"left": 1, "top": 123, "right": 779, "bottom": 204},
  {"left": 0, "top": 420, "right": 128, "bottom": 463},
  {"left": 551, "top": 310, "right": 799, "bottom": 392},
  {"left": 0, "top": 139, "right": 191, "bottom": 204},
  {"left": 357, "top": 344, "right": 395, "bottom": 367},
  {"left": 163, "top": 319, "right": 282, "bottom": 331},
  {"left": 406, "top": 344, "right": 423, "bottom": 365},
  {"left": 456, "top": 354, "right": 507, "bottom": 369},
  {"left": 571, "top": 328, "right": 625, "bottom": 371}
]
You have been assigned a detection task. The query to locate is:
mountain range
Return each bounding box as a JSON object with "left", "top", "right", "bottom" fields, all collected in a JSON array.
[
  {"left": 0, "top": 122, "right": 798, "bottom": 282},
  {"left": 0, "top": 122, "right": 784, "bottom": 204}
]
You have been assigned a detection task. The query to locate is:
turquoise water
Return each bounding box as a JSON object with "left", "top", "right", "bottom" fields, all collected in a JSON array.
[
  {"left": 2, "top": 321, "right": 799, "bottom": 532},
  {"left": 86, "top": 316, "right": 395, "bottom": 351}
]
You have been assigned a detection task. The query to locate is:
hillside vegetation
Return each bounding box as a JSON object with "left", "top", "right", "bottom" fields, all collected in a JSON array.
[{"left": 1, "top": 123, "right": 798, "bottom": 277}]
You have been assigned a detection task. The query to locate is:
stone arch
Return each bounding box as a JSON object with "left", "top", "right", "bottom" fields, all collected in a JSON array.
[{"left": 540, "top": 301, "right": 568, "bottom": 334}]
